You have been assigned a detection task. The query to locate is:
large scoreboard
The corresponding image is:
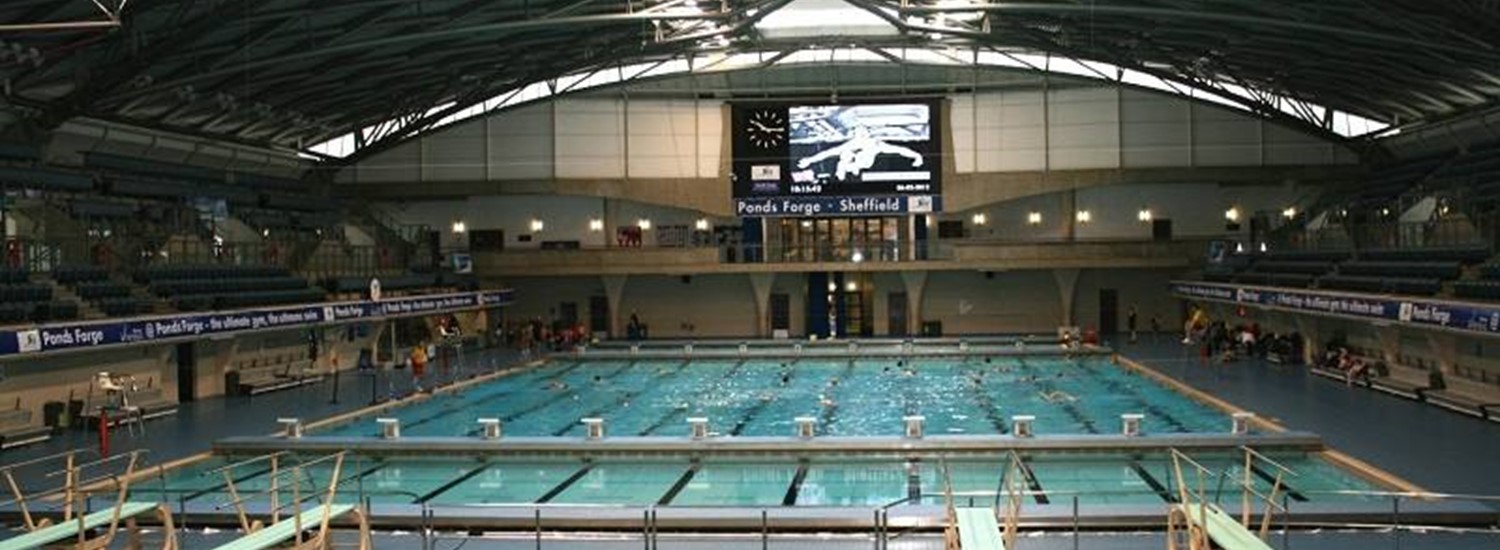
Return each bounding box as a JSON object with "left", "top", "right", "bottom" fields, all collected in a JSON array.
[{"left": 731, "top": 100, "right": 942, "bottom": 217}]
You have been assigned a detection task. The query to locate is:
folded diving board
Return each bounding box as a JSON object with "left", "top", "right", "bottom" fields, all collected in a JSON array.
[
  {"left": 210, "top": 504, "right": 358, "bottom": 550},
  {"left": 955, "top": 507, "right": 1007, "bottom": 550},
  {"left": 0, "top": 501, "right": 161, "bottom": 550},
  {"left": 1178, "top": 504, "right": 1275, "bottom": 550}
]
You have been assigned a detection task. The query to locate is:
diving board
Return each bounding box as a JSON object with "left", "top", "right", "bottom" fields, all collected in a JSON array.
[
  {"left": 210, "top": 504, "right": 360, "bottom": 550},
  {"left": 1176, "top": 504, "right": 1274, "bottom": 550},
  {"left": 954, "top": 508, "right": 1007, "bottom": 550},
  {"left": 1167, "top": 447, "right": 1290, "bottom": 550},
  {"left": 0, "top": 502, "right": 161, "bottom": 550}
]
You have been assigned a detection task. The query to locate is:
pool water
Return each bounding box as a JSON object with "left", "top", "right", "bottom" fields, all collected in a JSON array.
[
  {"left": 135, "top": 452, "right": 1383, "bottom": 509},
  {"left": 320, "top": 356, "right": 1229, "bottom": 438}
]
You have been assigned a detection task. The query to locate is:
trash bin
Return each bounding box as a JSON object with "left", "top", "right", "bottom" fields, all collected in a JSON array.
[{"left": 43, "top": 401, "right": 65, "bottom": 430}]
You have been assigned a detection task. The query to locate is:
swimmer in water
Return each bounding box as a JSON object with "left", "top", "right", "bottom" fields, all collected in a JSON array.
[
  {"left": 780, "top": 374, "right": 790, "bottom": 386},
  {"left": 593, "top": 375, "right": 602, "bottom": 383},
  {"left": 547, "top": 380, "right": 568, "bottom": 391},
  {"left": 1039, "top": 390, "right": 1077, "bottom": 403}
]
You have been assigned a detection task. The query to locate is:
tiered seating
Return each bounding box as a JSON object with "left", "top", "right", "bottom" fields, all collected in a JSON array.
[
  {"left": 229, "top": 349, "right": 322, "bottom": 395},
  {"left": 1455, "top": 263, "right": 1500, "bottom": 300},
  {"left": 54, "top": 264, "right": 156, "bottom": 317},
  {"left": 1359, "top": 246, "right": 1492, "bottom": 263},
  {"left": 0, "top": 268, "right": 78, "bottom": 324},
  {"left": 1231, "top": 253, "right": 1345, "bottom": 288},
  {"left": 1350, "top": 154, "right": 1444, "bottom": 209},
  {"left": 136, "top": 264, "right": 325, "bottom": 312}
]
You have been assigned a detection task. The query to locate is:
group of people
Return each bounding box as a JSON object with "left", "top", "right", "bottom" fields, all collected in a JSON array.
[
  {"left": 1182, "top": 307, "right": 1301, "bottom": 364},
  {"left": 1319, "top": 342, "right": 1390, "bottom": 386},
  {"left": 506, "top": 317, "right": 592, "bottom": 356}
]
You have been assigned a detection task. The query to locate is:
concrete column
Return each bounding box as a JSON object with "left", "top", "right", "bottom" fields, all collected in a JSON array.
[
  {"left": 1053, "top": 268, "right": 1080, "bottom": 327},
  {"left": 602, "top": 275, "right": 629, "bottom": 338},
  {"left": 899, "top": 271, "right": 928, "bottom": 335},
  {"left": 1292, "top": 315, "right": 1322, "bottom": 366},
  {"left": 749, "top": 273, "right": 775, "bottom": 338},
  {"left": 1424, "top": 332, "right": 1458, "bottom": 374},
  {"left": 1373, "top": 324, "right": 1401, "bottom": 365}
]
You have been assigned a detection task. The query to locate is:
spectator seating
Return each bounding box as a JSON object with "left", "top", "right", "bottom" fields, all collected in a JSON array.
[
  {"left": 52, "top": 265, "right": 110, "bottom": 285},
  {"left": 1455, "top": 262, "right": 1500, "bottom": 300},
  {"left": 1338, "top": 261, "right": 1462, "bottom": 279},
  {"left": 1358, "top": 246, "right": 1492, "bottom": 263},
  {"left": 0, "top": 278, "right": 78, "bottom": 324},
  {"left": 229, "top": 350, "right": 322, "bottom": 395},
  {"left": 135, "top": 264, "right": 325, "bottom": 312},
  {"left": 0, "top": 408, "right": 51, "bottom": 449},
  {"left": 1318, "top": 274, "right": 1442, "bottom": 295},
  {"left": 96, "top": 297, "right": 155, "bottom": 317}
]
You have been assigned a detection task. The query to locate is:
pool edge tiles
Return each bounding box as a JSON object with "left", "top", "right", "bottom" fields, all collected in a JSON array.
[{"left": 213, "top": 431, "right": 1327, "bottom": 455}]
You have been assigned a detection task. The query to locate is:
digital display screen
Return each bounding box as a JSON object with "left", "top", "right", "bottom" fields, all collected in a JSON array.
[{"left": 731, "top": 100, "right": 942, "bottom": 217}]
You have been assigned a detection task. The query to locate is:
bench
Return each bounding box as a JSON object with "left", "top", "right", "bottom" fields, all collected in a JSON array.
[
  {"left": 955, "top": 507, "right": 1006, "bottom": 550},
  {"left": 0, "top": 501, "right": 160, "bottom": 550},
  {"left": 0, "top": 409, "right": 51, "bottom": 450},
  {"left": 1178, "top": 504, "right": 1275, "bottom": 550},
  {"left": 210, "top": 504, "right": 356, "bottom": 550}
]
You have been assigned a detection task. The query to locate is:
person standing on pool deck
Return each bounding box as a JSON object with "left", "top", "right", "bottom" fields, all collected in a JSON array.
[
  {"left": 1127, "top": 306, "right": 1138, "bottom": 344},
  {"left": 410, "top": 342, "right": 429, "bottom": 392}
]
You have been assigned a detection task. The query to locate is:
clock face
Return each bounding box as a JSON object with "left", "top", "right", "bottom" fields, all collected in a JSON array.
[{"left": 745, "top": 109, "right": 786, "bottom": 149}]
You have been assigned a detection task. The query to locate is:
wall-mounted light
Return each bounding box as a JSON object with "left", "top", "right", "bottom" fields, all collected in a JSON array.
[
  {"left": 1075, "top": 210, "right": 1091, "bottom": 223},
  {"left": 637, "top": 218, "right": 652, "bottom": 231},
  {"left": 845, "top": 281, "right": 858, "bottom": 292},
  {"left": 694, "top": 218, "right": 710, "bottom": 231},
  {"left": 451, "top": 220, "right": 467, "bottom": 234},
  {"left": 1027, "top": 212, "right": 1043, "bottom": 225},
  {"left": 971, "top": 212, "right": 988, "bottom": 226},
  {"left": 261, "top": 228, "right": 270, "bottom": 238},
  {"left": 1235, "top": 242, "right": 1245, "bottom": 253},
  {"left": 1137, "top": 208, "right": 1153, "bottom": 222},
  {"left": 588, "top": 219, "right": 604, "bottom": 232},
  {"left": 827, "top": 282, "right": 836, "bottom": 292},
  {"left": 1224, "top": 207, "right": 1241, "bottom": 222},
  {"left": 1259, "top": 242, "right": 1268, "bottom": 253},
  {"left": 801, "top": 220, "right": 813, "bottom": 228},
  {"left": 1282, "top": 207, "right": 1297, "bottom": 219},
  {"left": 1380, "top": 207, "right": 1391, "bottom": 217},
  {"left": 851, "top": 250, "right": 864, "bottom": 263},
  {"left": 529, "top": 219, "right": 545, "bottom": 232}
]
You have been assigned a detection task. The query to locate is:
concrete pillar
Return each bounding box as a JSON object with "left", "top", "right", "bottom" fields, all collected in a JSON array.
[
  {"left": 1373, "top": 324, "right": 1401, "bottom": 365},
  {"left": 1424, "top": 332, "right": 1458, "bottom": 374},
  {"left": 749, "top": 273, "right": 775, "bottom": 337},
  {"left": 899, "top": 271, "right": 929, "bottom": 336},
  {"left": 602, "top": 275, "right": 628, "bottom": 339},
  {"left": 1292, "top": 316, "right": 1322, "bottom": 366},
  {"left": 1053, "top": 268, "right": 1080, "bottom": 327}
]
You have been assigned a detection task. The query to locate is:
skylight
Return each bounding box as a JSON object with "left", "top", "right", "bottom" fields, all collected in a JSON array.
[
  {"left": 308, "top": 47, "right": 1391, "bottom": 158},
  {"left": 754, "top": 0, "right": 898, "bottom": 38}
]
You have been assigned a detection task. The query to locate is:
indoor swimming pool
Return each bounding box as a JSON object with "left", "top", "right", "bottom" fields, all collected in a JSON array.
[
  {"left": 317, "top": 356, "right": 1231, "bottom": 438},
  {"left": 135, "top": 451, "right": 1384, "bottom": 509}
]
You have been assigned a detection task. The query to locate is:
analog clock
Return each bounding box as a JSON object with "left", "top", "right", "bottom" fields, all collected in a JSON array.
[{"left": 745, "top": 109, "right": 786, "bottom": 149}]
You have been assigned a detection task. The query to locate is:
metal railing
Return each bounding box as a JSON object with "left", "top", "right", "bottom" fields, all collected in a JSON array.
[{"left": 4, "top": 235, "right": 413, "bottom": 279}]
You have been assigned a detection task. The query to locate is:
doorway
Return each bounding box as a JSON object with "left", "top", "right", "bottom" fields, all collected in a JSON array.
[
  {"left": 1098, "top": 289, "right": 1119, "bottom": 335},
  {"left": 888, "top": 292, "right": 908, "bottom": 337},
  {"left": 175, "top": 342, "right": 196, "bottom": 402}
]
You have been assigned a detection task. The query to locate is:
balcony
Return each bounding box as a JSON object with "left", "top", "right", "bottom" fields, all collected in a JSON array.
[{"left": 475, "top": 238, "right": 1209, "bottom": 276}]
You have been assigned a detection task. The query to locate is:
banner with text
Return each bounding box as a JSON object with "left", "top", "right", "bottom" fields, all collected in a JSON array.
[
  {"left": 1171, "top": 281, "right": 1500, "bottom": 337},
  {"left": 0, "top": 289, "right": 514, "bottom": 357}
]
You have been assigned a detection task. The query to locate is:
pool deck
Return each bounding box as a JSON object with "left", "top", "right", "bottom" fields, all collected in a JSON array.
[{"left": 1117, "top": 336, "right": 1500, "bottom": 496}]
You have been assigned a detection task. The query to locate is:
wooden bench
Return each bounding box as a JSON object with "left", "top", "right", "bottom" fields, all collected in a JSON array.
[
  {"left": 210, "top": 504, "right": 359, "bottom": 550},
  {"left": 0, "top": 501, "right": 161, "bottom": 550},
  {"left": 0, "top": 409, "right": 51, "bottom": 450}
]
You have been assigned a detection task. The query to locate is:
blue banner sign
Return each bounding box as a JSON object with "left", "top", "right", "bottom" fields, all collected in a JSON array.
[
  {"left": 734, "top": 195, "right": 940, "bottom": 217},
  {"left": 0, "top": 289, "right": 514, "bottom": 357},
  {"left": 1171, "top": 281, "right": 1500, "bottom": 337}
]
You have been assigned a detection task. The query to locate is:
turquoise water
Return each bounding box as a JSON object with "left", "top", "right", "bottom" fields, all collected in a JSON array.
[
  {"left": 135, "top": 452, "right": 1383, "bottom": 508},
  {"left": 320, "top": 356, "right": 1229, "bottom": 438}
]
